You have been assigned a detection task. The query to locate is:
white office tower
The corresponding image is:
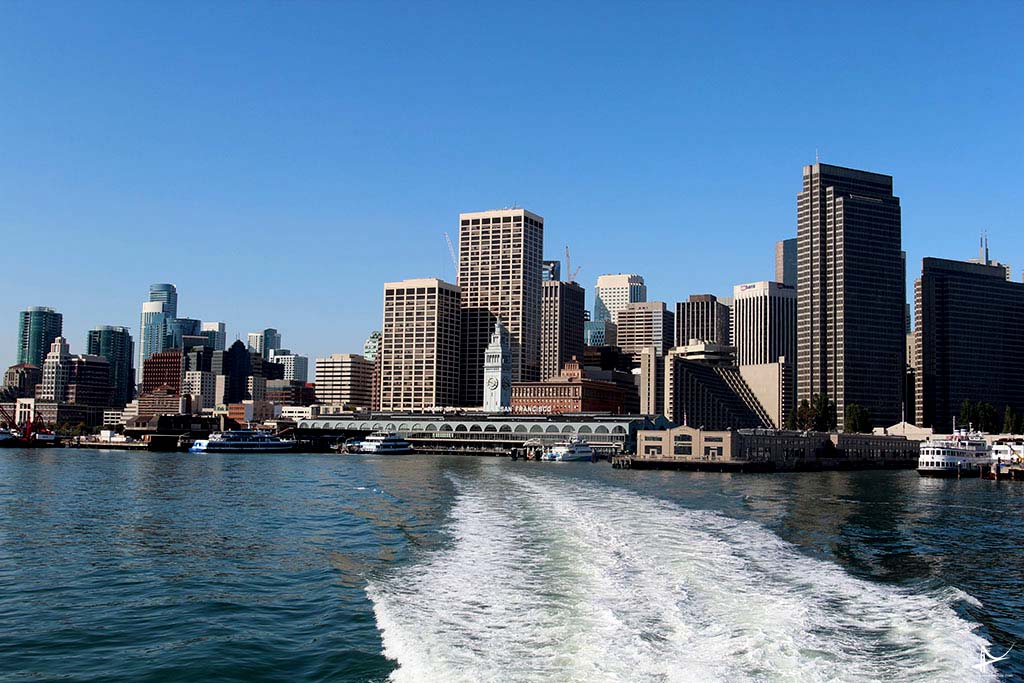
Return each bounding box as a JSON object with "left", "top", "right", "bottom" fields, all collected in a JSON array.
[{"left": 593, "top": 274, "right": 646, "bottom": 323}]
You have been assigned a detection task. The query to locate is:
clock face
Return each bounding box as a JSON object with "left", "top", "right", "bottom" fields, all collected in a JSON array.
[
  {"left": 501, "top": 378, "right": 511, "bottom": 389},
  {"left": 487, "top": 377, "right": 499, "bottom": 390}
]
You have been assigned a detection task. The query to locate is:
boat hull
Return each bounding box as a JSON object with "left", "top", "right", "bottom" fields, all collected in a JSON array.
[{"left": 917, "top": 468, "right": 983, "bottom": 478}]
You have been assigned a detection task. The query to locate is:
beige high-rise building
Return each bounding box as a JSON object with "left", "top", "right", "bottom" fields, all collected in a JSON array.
[
  {"left": 541, "top": 280, "right": 585, "bottom": 380},
  {"left": 458, "top": 209, "right": 543, "bottom": 406},
  {"left": 594, "top": 274, "right": 646, "bottom": 323},
  {"left": 315, "top": 354, "right": 374, "bottom": 408},
  {"left": 616, "top": 302, "right": 674, "bottom": 358},
  {"left": 380, "top": 278, "right": 461, "bottom": 411}
]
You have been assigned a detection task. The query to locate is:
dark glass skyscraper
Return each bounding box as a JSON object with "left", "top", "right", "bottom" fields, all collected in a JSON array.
[
  {"left": 914, "top": 257, "right": 1024, "bottom": 432},
  {"left": 17, "top": 306, "right": 63, "bottom": 368},
  {"left": 87, "top": 325, "right": 135, "bottom": 407},
  {"left": 796, "top": 163, "right": 904, "bottom": 428}
]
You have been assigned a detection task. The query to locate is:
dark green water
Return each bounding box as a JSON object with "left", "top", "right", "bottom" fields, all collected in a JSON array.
[{"left": 1, "top": 449, "right": 1021, "bottom": 682}]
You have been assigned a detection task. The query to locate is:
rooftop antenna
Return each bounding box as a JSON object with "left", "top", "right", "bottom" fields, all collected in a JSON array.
[{"left": 815, "top": 148, "right": 820, "bottom": 163}]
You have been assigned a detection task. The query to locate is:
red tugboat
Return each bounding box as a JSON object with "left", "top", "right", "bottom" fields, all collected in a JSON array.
[{"left": 0, "top": 404, "right": 60, "bottom": 448}]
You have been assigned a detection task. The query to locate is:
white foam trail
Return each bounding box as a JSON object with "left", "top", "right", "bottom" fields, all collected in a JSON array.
[{"left": 366, "top": 471, "right": 997, "bottom": 683}]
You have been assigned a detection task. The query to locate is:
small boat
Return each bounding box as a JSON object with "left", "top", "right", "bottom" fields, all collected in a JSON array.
[
  {"left": 542, "top": 436, "right": 595, "bottom": 462},
  {"left": 917, "top": 430, "right": 991, "bottom": 477},
  {"left": 356, "top": 432, "right": 414, "bottom": 455},
  {"left": 190, "top": 430, "right": 295, "bottom": 453}
]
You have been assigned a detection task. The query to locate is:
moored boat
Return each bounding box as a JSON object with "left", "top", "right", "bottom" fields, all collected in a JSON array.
[
  {"left": 190, "top": 430, "right": 295, "bottom": 453},
  {"left": 541, "top": 436, "right": 595, "bottom": 462},
  {"left": 916, "top": 430, "right": 991, "bottom": 477},
  {"left": 355, "top": 432, "right": 414, "bottom": 455}
]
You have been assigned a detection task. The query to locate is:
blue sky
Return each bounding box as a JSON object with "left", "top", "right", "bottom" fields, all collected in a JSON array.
[{"left": 1, "top": 2, "right": 1022, "bottom": 372}]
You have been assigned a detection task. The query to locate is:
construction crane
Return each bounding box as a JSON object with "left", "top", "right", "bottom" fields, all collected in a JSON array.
[
  {"left": 444, "top": 232, "right": 458, "bottom": 284},
  {"left": 565, "top": 245, "right": 581, "bottom": 283}
]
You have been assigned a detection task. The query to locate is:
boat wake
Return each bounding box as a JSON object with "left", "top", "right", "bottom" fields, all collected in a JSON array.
[{"left": 366, "top": 471, "right": 997, "bottom": 682}]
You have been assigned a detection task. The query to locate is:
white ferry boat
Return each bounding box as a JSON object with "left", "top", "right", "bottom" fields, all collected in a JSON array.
[
  {"left": 917, "top": 430, "right": 991, "bottom": 477},
  {"left": 190, "top": 430, "right": 295, "bottom": 454},
  {"left": 357, "top": 432, "right": 414, "bottom": 455},
  {"left": 541, "top": 437, "right": 595, "bottom": 462}
]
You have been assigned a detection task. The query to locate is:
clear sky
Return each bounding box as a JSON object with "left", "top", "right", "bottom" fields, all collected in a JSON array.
[{"left": 1, "top": 2, "right": 1022, "bottom": 373}]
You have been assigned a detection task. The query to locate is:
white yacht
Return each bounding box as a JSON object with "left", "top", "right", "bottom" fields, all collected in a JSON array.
[
  {"left": 357, "top": 432, "right": 414, "bottom": 455},
  {"left": 542, "top": 437, "right": 595, "bottom": 462},
  {"left": 190, "top": 430, "right": 295, "bottom": 453},
  {"left": 917, "top": 430, "right": 992, "bottom": 477}
]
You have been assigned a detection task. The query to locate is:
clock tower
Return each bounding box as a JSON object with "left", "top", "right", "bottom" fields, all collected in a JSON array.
[{"left": 483, "top": 320, "right": 511, "bottom": 412}]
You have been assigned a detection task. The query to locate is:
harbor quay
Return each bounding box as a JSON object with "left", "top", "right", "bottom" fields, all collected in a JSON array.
[
  {"left": 626, "top": 425, "right": 920, "bottom": 472},
  {"left": 294, "top": 412, "right": 672, "bottom": 455}
]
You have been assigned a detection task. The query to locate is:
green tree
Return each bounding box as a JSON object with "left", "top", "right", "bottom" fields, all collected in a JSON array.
[
  {"left": 844, "top": 404, "right": 872, "bottom": 433},
  {"left": 811, "top": 393, "right": 837, "bottom": 432},
  {"left": 978, "top": 402, "right": 999, "bottom": 433},
  {"left": 796, "top": 399, "right": 815, "bottom": 431},
  {"left": 785, "top": 408, "right": 798, "bottom": 431},
  {"left": 1004, "top": 406, "right": 1017, "bottom": 435},
  {"left": 958, "top": 399, "right": 975, "bottom": 429}
]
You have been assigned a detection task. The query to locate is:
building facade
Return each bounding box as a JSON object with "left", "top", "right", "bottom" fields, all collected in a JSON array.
[
  {"left": 2, "top": 363, "right": 42, "bottom": 399},
  {"left": 17, "top": 306, "right": 63, "bottom": 368},
  {"left": 796, "top": 162, "right": 905, "bottom": 427},
  {"left": 915, "top": 257, "right": 1024, "bottom": 432},
  {"left": 675, "top": 294, "right": 731, "bottom": 347},
  {"left": 584, "top": 319, "right": 617, "bottom": 347},
  {"left": 511, "top": 358, "right": 630, "bottom": 415},
  {"left": 731, "top": 282, "right": 796, "bottom": 367},
  {"left": 200, "top": 321, "right": 226, "bottom": 351},
  {"left": 458, "top": 208, "right": 543, "bottom": 406},
  {"left": 315, "top": 353, "right": 373, "bottom": 408},
  {"left": 362, "top": 331, "right": 382, "bottom": 362},
  {"left": 775, "top": 238, "right": 797, "bottom": 287},
  {"left": 247, "top": 328, "right": 282, "bottom": 360},
  {"left": 139, "top": 300, "right": 170, "bottom": 379},
  {"left": 593, "top": 274, "right": 646, "bottom": 323},
  {"left": 141, "top": 349, "right": 183, "bottom": 396},
  {"left": 616, "top": 302, "right": 674, "bottom": 358},
  {"left": 87, "top": 325, "right": 135, "bottom": 407},
  {"left": 380, "top": 278, "right": 462, "bottom": 411},
  {"left": 268, "top": 349, "right": 309, "bottom": 383},
  {"left": 540, "top": 279, "right": 586, "bottom": 380}
]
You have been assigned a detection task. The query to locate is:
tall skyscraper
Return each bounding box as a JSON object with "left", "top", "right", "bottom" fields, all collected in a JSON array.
[
  {"left": 775, "top": 238, "right": 797, "bottom": 288},
  {"left": 149, "top": 283, "right": 178, "bottom": 319},
  {"left": 17, "top": 306, "right": 63, "bottom": 368},
  {"left": 200, "top": 322, "right": 226, "bottom": 351},
  {"left": 593, "top": 274, "right": 646, "bottom": 323},
  {"left": 731, "top": 282, "right": 796, "bottom": 367},
  {"left": 915, "top": 256, "right": 1024, "bottom": 432},
  {"left": 139, "top": 301, "right": 170, "bottom": 380},
  {"left": 87, "top": 325, "right": 135, "bottom": 407},
  {"left": 540, "top": 280, "right": 586, "bottom": 380},
  {"left": 458, "top": 208, "right": 543, "bottom": 407},
  {"left": 247, "top": 328, "right": 282, "bottom": 360},
  {"left": 675, "top": 294, "right": 731, "bottom": 347},
  {"left": 542, "top": 260, "right": 561, "bottom": 282},
  {"left": 380, "top": 278, "right": 462, "bottom": 411},
  {"left": 164, "top": 318, "right": 201, "bottom": 350},
  {"left": 616, "top": 302, "right": 674, "bottom": 358},
  {"left": 268, "top": 349, "right": 309, "bottom": 383},
  {"left": 796, "top": 162, "right": 904, "bottom": 427},
  {"left": 315, "top": 354, "right": 373, "bottom": 408}
]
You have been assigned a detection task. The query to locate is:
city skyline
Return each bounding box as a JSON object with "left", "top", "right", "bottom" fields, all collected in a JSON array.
[{"left": 2, "top": 4, "right": 1022, "bottom": 372}]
